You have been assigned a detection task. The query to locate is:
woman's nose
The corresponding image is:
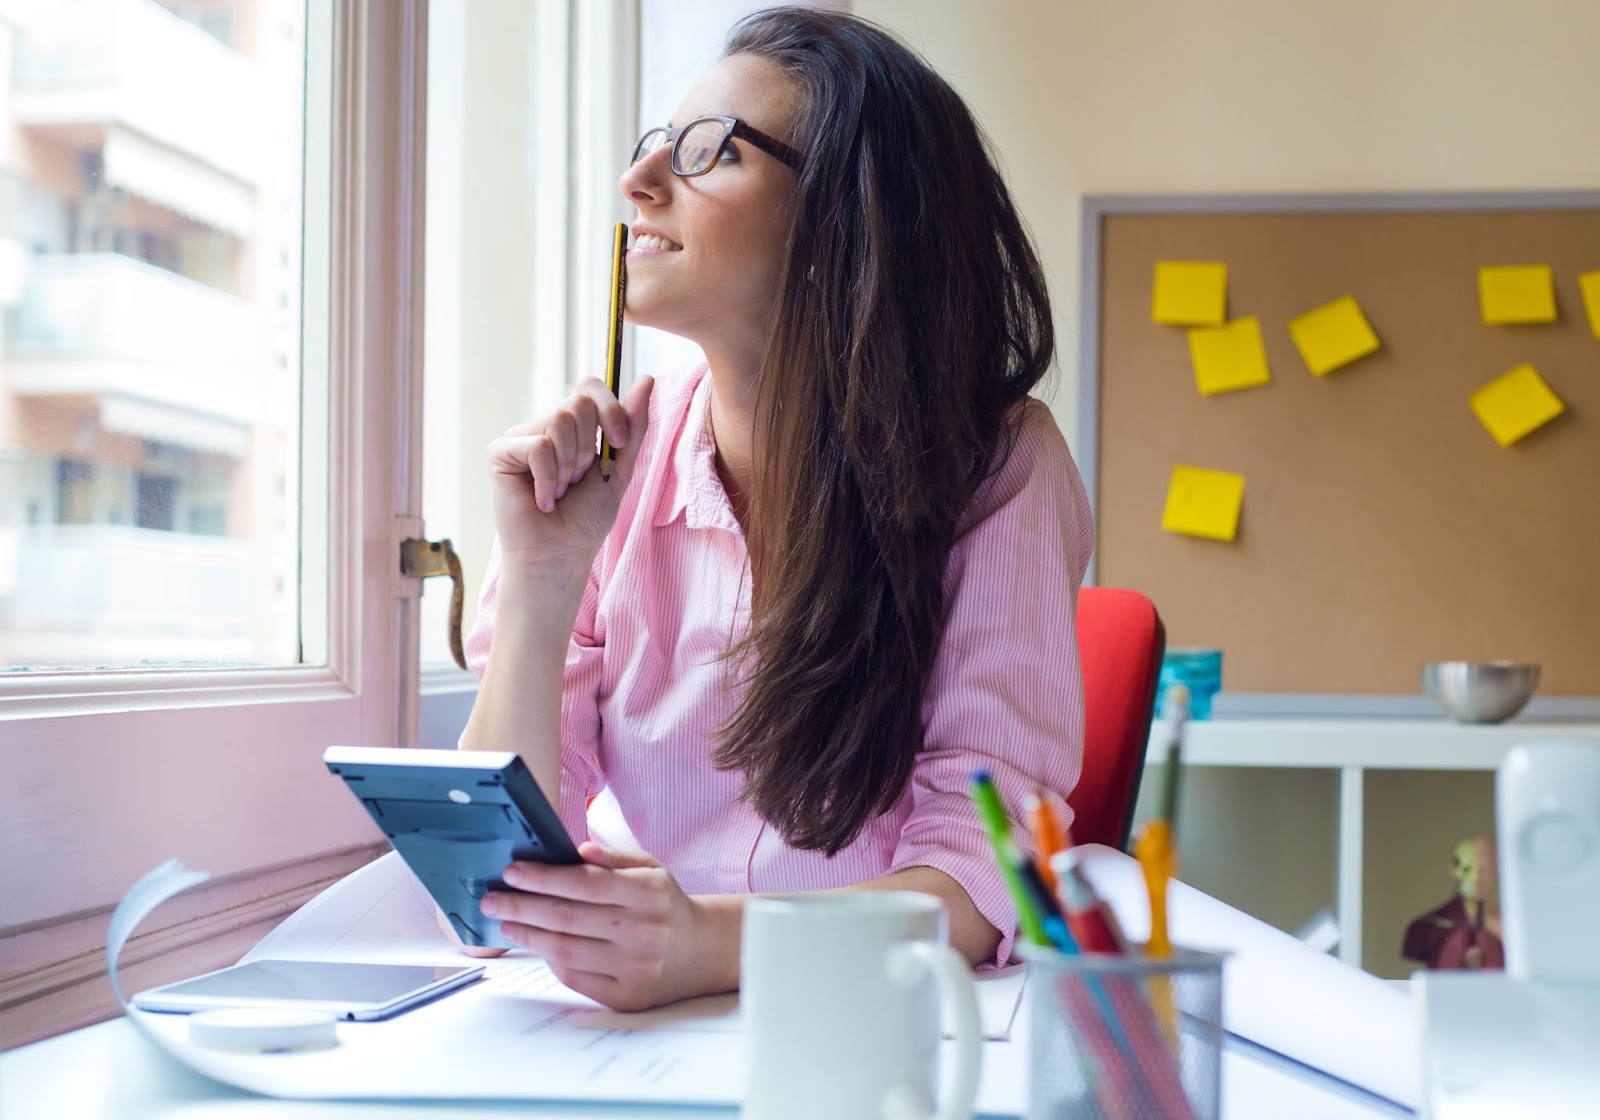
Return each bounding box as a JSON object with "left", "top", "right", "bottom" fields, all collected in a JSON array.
[{"left": 619, "top": 147, "right": 671, "bottom": 206}]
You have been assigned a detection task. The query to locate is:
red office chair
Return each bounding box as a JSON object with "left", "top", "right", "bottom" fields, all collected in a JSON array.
[{"left": 1067, "top": 587, "right": 1166, "bottom": 852}]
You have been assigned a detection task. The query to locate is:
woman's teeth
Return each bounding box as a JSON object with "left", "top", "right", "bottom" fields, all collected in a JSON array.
[{"left": 633, "top": 233, "right": 682, "bottom": 252}]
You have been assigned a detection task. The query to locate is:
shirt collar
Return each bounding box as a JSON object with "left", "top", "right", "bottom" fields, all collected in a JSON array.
[{"left": 657, "top": 367, "right": 744, "bottom": 536}]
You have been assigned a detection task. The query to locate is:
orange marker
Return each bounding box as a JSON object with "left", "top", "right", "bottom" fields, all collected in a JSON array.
[{"left": 1026, "top": 790, "right": 1065, "bottom": 894}]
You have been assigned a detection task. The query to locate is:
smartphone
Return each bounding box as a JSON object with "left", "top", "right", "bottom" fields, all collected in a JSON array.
[
  {"left": 131, "top": 959, "right": 483, "bottom": 1020},
  {"left": 323, "top": 746, "right": 582, "bottom": 949}
]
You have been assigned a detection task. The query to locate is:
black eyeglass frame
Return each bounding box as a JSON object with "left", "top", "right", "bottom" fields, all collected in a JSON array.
[{"left": 630, "top": 114, "right": 802, "bottom": 177}]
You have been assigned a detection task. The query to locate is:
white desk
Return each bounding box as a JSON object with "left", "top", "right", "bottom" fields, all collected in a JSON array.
[
  {"left": 2, "top": 1012, "right": 1408, "bottom": 1120},
  {"left": 4, "top": 822, "right": 1425, "bottom": 1119}
]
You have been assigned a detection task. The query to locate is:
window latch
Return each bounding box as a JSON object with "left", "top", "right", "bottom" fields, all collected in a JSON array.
[{"left": 400, "top": 538, "right": 467, "bottom": 670}]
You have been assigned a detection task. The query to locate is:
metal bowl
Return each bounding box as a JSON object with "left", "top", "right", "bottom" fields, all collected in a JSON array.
[{"left": 1421, "top": 661, "right": 1541, "bottom": 723}]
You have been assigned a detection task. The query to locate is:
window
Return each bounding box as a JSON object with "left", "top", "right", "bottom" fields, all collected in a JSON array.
[
  {"left": 1, "top": 0, "right": 647, "bottom": 1049},
  {"left": 3, "top": 0, "right": 304, "bottom": 669},
  {"left": 0, "top": 0, "right": 419, "bottom": 1046},
  {"left": 54, "top": 459, "right": 95, "bottom": 525},
  {"left": 417, "top": 0, "right": 638, "bottom": 690}
]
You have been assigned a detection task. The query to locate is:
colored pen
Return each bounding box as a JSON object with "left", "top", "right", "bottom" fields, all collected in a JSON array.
[
  {"left": 1050, "top": 848, "right": 1128, "bottom": 955},
  {"left": 598, "top": 222, "right": 628, "bottom": 482},
  {"left": 970, "top": 771, "right": 1048, "bottom": 947},
  {"left": 1134, "top": 822, "right": 1174, "bottom": 957},
  {"left": 1136, "top": 681, "right": 1189, "bottom": 958},
  {"left": 1016, "top": 848, "right": 1078, "bottom": 953},
  {"left": 1157, "top": 682, "right": 1189, "bottom": 827},
  {"left": 1026, "top": 789, "right": 1065, "bottom": 895}
]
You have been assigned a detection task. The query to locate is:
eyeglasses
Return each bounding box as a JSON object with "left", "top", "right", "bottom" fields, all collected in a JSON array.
[{"left": 630, "top": 114, "right": 802, "bottom": 178}]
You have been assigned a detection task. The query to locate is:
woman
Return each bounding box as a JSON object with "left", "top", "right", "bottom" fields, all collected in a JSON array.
[{"left": 460, "top": 7, "right": 1094, "bottom": 1012}]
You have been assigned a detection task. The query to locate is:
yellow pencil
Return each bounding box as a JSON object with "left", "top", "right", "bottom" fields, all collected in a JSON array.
[{"left": 599, "top": 222, "right": 628, "bottom": 482}]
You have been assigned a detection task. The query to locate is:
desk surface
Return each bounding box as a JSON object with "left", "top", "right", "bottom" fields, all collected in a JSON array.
[
  {"left": 4, "top": 1018, "right": 735, "bottom": 1120},
  {"left": 4, "top": 1015, "right": 1406, "bottom": 1120}
]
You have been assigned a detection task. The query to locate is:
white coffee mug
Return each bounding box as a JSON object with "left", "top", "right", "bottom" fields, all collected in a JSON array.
[{"left": 741, "top": 891, "right": 981, "bottom": 1120}]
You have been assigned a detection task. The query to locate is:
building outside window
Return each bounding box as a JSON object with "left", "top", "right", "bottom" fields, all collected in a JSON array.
[{"left": 0, "top": 0, "right": 302, "bottom": 669}]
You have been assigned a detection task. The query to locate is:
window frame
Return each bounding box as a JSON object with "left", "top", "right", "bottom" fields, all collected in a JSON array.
[{"left": 0, "top": 0, "right": 427, "bottom": 1045}]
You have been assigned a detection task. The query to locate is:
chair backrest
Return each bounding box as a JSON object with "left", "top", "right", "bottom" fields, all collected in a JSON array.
[{"left": 1067, "top": 587, "right": 1166, "bottom": 852}]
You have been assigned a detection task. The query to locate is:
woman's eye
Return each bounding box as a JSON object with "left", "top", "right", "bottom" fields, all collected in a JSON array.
[{"left": 718, "top": 143, "right": 740, "bottom": 162}]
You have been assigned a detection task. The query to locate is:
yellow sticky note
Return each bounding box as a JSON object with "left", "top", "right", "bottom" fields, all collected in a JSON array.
[
  {"left": 1289, "top": 296, "right": 1380, "bottom": 376},
  {"left": 1152, "top": 261, "right": 1227, "bottom": 326},
  {"left": 1162, "top": 465, "right": 1245, "bottom": 542},
  {"left": 1580, "top": 270, "right": 1600, "bottom": 339},
  {"left": 1479, "top": 265, "right": 1556, "bottom": 324},
  {"left": 1469, "top": 364, "right": 1565, "bottom": 447},
  {"left": 1187, "top": 317, "right": 1272, "bottom": 396}
]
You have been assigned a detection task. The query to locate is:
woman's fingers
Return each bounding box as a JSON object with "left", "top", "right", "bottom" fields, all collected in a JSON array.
[
  {"left": 523, "top": 433, "right": 560, "bottom": 513},
  {"left": 501, "top": 859, "right": 649, "bottom": 907},
  {"left": 544, "top": 408, "right": 580, "bottom": 500},
  {"left": 498, "top": 924, "right": 619, "bottom": 976},
  {"left": 611, "top": 377, "right": 655, "bottom": 482},
  {"left": 572, "top": 377, "right": 633, "bottom": 454},
  {"left": 542, "top": 968, "right": 635, "bottom": 1011},
  {"left": 481, "top": 890, "right": 630, "bottom": 941},
  {"left": 491, "top": 377, "right": 639, "bottom": 507},
  {"left": 494, "top": 921, "right": 670, "bottom": 1013}
]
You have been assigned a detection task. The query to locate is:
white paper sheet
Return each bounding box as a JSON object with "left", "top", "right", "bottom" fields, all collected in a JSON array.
[
  {"left": 111, "top": 854, "right": 1027, "bottom": 1112},
  {"left": 241, "top": 853, "right": 1024, "bottom": 1040}
]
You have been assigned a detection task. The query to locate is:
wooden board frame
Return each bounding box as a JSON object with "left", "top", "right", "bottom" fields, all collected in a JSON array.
[{"left": 1077, "top": 192, "right": 1600, "bottom": 718}]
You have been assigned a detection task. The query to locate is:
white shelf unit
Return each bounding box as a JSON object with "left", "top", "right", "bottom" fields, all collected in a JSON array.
[{"left": 1143, "top": 719, "right": 1600, "bottom": 970}]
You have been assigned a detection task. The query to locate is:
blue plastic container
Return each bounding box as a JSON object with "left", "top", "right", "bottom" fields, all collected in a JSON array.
[{"left": 1159, "top": 648, "right": 1223, "bottom": 720}]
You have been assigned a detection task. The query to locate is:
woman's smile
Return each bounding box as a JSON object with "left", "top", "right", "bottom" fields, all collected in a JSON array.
[{"left": 629, "top": 230, "right": 683, "bottom": 257}]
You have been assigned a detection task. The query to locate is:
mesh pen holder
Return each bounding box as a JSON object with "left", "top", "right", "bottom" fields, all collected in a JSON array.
[{"left": 1019, "top": 944, "right": 1225, "bottom": 1120}]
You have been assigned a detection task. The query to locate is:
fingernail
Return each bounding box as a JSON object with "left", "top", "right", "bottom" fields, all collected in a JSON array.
[
  {"left": 504, "top": 865, "right": 523, "bottom": 887},
  {"left": 480, "top": 895, "right": 498, "bottom": 916},
  {"left": 615, "top": 422, "right": 629, "bottom": 445},
  {"left": 556, "top": 483, "right": 567, "bottom": 500}
]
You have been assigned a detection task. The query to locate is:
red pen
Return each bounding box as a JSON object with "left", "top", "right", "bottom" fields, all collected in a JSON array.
[{"left": 1050, "top": 848, "right": 1128, "bottom": 955}]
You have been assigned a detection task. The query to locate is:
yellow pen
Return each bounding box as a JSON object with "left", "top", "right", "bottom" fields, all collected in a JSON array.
[
  {"left": 599, "top": 222, "right": 628, "bottom": 482},
  {"left": 1137, "top": 681, "right": 1189, "bottom": 956},
  {"left": 1134, "top": 820, "right": 1175, "bottom": 957}
]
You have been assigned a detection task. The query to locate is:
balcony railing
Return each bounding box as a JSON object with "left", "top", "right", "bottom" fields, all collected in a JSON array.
[
  {"left": 12, "top": 0, "right": 266, "bottom": 186},
  {"left": 9, "top": 253, "right": 264, "bottom": 423},
  {"left": 0, "top": 524, "right": 255, "bottom": 665}
]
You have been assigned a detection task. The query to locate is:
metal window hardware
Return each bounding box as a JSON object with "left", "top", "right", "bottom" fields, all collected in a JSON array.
[{"left": 400, "top": 537, "right": 466, "bottom": 670}]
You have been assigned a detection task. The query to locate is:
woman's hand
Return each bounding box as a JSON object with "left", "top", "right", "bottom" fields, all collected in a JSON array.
[
  {"left": 481, "top": 841, "right": 740, "bottom": 1012},
  {"left": 486, "top": 376, "right": 654, "bottom": 572}
]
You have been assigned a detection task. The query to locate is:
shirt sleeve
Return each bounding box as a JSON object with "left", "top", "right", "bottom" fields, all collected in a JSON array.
[
  {"left": 887, "top": 401, "right": 1096, "bottom": 966},
  {"left": 462, "top": 538, "right": 606, "bottom": 845}
]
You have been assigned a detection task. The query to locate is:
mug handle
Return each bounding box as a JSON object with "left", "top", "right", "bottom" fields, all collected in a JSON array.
[{"left": 882, "top": 940, "right": 981, "bottom": 1120}]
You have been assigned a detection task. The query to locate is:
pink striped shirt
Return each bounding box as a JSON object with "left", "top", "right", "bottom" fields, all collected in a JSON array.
[{"left": 465, "top": 365, "right": 1095, "bottom": 964}]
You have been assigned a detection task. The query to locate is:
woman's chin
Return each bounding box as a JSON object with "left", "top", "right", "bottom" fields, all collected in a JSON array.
[{"left": 623, "top": 299, "right": 693, "bottom": 336}]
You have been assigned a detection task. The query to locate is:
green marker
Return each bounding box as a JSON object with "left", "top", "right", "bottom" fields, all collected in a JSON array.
[{"left": 970, "top": 770, "right": 1049, "bottom": 947}]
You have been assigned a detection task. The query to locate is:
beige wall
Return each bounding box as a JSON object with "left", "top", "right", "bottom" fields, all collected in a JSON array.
[
  {"left": 851, "top": 0, "right": 1599, "bottom": 955},
  {"left": 851, "top": 0, "right": 1600, "bottom": 441}
]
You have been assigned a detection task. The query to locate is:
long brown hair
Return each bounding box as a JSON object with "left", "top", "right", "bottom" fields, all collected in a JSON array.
[{"left": 713, "top": 8, "right": 1055, "bottom": 855}]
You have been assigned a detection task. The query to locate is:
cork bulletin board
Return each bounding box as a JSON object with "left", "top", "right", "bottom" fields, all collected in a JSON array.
[{"left": 1080, "top": 194, "right": 1600, "bottom": 698}]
